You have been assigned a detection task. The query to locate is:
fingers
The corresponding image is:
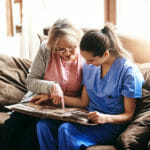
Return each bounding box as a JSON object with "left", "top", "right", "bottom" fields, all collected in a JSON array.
[
  {"left": 51, "top": 85, "right": 55, "bottom": 95},
  {"left": 30, "top": 94, "right": 49, "bottom": 104},
  {"left": 51, "top": 84, "right": 63, "bottom": 97},
  {"left": 30, "top": 95, "right": 41, "bottom": 102},
  {"left": 52, "top": 97, "right": 61, "bottom": 105},
  {"left": 61, "top": 97, "right": 65, "bottom": 109},
  {"left": 50, "top": 84, "right": 64, "bottom": 106},
  {"left": 87, "top": 111, "right": 100, "bottom": 124},
  {"left": 87, "top": 111, "right": 97, "bottom": 117},
  {"left": 34, "top": 98, "right": 47, "bottom": 104}
]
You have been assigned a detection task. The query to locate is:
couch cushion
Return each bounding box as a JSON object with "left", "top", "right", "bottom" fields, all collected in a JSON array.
[
  {"left": 0, "top": 53, "right": 31, "bottom": 105},
  {"left": 138, "top": 62, "right": 150, "bottom": 91},
  {"left": 0, "top": 112, "right": 10, "bottom": 125},
  {"left": 117, "top": 63, "right": 150, "bottom": 150}
]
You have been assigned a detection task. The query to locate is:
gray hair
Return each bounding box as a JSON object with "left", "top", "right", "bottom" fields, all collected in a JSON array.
[{"left": 47, "top": 18, "right": 83, "bottom": 51}]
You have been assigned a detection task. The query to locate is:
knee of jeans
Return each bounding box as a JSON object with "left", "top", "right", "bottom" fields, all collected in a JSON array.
[{"left": 36, "top": 119, "right": 49, "bottom": 131}]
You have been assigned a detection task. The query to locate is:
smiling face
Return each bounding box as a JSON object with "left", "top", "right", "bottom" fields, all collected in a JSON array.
[
  {"left": 80, "top": 50, "right": 109, "bottom": 66},
  {"left": 55, "top": 38, "right": 79, "bottom": 62}
]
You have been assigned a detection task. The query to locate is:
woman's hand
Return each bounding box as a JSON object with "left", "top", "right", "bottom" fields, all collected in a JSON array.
[
  {"left": 50, "top": 84, "right": 64, "bottom": 105},
  {"left": 87, "top": 111, "right": 107, "bottom": 124},
  {"left": 30, "top": 94, "right": 50, "bottom": 104}
]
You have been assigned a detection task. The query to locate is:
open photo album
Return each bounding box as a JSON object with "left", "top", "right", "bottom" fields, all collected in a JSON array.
[{"left": 5, "top": 102, "right": 96, "bottom": 126}]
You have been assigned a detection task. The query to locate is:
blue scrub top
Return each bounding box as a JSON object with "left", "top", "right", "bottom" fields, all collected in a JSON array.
[{"left": 83, "top": 57, "right": 144, "bottom": 115}]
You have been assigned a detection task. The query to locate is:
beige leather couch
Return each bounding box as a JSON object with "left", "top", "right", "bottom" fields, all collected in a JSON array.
[{"left": 0, "top": 33, "right": 150, "bottom": 150}]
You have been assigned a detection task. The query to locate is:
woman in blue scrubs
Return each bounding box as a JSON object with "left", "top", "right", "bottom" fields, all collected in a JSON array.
[{"left": 36, "top": 24, "right": 144, "bottom": 150}]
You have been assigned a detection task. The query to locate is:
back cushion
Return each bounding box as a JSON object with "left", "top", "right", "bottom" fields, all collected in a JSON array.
[
  {"left": 117, "top": 63, "right": 150, "bottom": 150},
  {"left": 0, "top": 53, "right": 31, "bottom": 105}
]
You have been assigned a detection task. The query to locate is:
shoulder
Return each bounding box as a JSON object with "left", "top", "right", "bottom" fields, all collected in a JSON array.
[
  {"left": 40, "top": 41, "right": 51, "bottom": 55},
  {"left": 119, "top": 58, "right": 144, "bottom": 84},
  {"left": 121, "top": 58, "right": 142, "bottom": 76},
  {"left": 115, "top": 58, "right": 138, "bottom": 74}
]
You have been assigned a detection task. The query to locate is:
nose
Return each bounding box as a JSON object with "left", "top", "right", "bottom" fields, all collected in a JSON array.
[{"left": 63, "top": 48, "right": 71, "bottom": 55}]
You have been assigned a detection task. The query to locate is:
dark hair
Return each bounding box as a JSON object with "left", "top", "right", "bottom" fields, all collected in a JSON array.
[{"left": 80, "top": 23, "right": 133, "bottom": 60}]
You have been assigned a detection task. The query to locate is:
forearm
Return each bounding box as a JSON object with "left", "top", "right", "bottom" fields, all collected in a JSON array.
[
  {"left": 103, "top": 112, "right": 134, "bottom": 124},
  {"left": 26, "top": 77, "right": 56, "bottom": 94},
  {"left": 26, "top": 42, "right": 53, "bottom": 94},
  {"left": 64, "top": 95, "right": 88, "bottom": 108},
  {"left": 105, "top": 97, "right": 136, "bottom": 124}
]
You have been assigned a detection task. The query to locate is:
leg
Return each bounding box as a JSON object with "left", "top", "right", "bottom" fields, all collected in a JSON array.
[
  {"left": 20, "top": 119, "right": 40, "bottom": 150},
  {"left": 58, "top": 123, "right": 122, "bottom": 150},
  {"left": 36, "top": 119, "right": 63, "bottom": 150},
  {"left": 2, "top": 112, "right": 39, "bottom": 150}
]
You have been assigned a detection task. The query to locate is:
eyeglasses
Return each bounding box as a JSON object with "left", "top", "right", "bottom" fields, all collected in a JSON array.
[{"left": 55, "top": 45, "right": 77, "bottom": 53}]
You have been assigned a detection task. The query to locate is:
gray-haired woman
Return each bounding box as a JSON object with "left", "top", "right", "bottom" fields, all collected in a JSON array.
[{"left": 2, "top": 18, "right": 84, "bottom": 150}]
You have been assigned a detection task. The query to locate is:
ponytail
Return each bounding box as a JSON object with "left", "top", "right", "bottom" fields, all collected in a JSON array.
[
  {"left": 80, "top": 23, "right": 133, "bottom": 62},
  {"left": 102, "top": 23, "right": 133, "bottom": 61}
]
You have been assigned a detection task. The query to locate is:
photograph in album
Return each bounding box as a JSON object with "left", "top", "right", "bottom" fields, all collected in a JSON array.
[{"left": 5, "top": 102, "right": 96, "bottom": 126}]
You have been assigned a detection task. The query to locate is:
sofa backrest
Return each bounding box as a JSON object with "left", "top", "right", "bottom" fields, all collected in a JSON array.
[{"left": 119, "top": 34, "right": 150, "bottom": 63}]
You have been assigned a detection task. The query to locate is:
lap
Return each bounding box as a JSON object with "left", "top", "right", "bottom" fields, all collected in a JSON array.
[
  {"left": 59, "top": 122, "right": 123, "bottom": 145},
  {"left": 2, "top": 112, "right": 39, "bottom": 150}
]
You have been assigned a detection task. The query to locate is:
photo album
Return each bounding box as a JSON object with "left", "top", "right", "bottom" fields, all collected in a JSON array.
[{"left": 5, "top": 102, "right": 96, "bottom": 126}]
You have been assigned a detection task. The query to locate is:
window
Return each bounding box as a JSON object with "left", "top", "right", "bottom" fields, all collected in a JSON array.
[
  {"left": 117, "top": 0, "right": 150, "bottom": 38},
  {"left": 0, "top": 0, "right": 22, "bottom": 57},
  {"left": 43, "top": 0, "right": 104, "bottom": 29}
]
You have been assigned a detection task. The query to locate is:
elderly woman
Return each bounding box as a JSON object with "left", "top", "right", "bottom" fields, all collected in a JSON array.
[{"left": 2, "top": 18, "right": 84, "bottom": 150}]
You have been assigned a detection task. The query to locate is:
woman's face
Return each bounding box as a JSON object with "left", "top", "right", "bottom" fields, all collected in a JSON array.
[
  {"left": 80, "top": 50, "right": 109, "bottom": 66},
  {"left": 55, "top": 38, "right": 79, "bottom": 62}
]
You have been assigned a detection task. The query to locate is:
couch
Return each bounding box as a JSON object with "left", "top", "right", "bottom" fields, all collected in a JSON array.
[{"left": 0, "top": 33, "right": 150, "bottom": 150}]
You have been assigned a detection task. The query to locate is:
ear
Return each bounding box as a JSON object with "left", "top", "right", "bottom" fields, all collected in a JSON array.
[{"left": 103, "top": 50, "right": 110, "bottom": 57}]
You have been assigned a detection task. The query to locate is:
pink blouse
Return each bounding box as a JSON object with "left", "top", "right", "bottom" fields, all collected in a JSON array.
[{"left": 44, "top": 52, "right": 83, "bottom": 97}]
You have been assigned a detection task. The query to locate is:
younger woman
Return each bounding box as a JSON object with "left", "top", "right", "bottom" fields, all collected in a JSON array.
[{"left": 36, "top": 24, "right": 144, "bottom": 150}]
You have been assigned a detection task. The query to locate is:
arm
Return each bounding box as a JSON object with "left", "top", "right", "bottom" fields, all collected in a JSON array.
[
  {"left": 26, "top": 42, "right": 57, "bottom": 94},
  {"left": 88, "top": 97, "right": 136, "bottom": 124},
  {"left": 64, "top": 86, "right": 90, "bottom": 108}
]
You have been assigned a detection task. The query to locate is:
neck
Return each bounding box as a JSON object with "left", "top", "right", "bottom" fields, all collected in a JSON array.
[{"left": 102, "top": 55, "right": 116, "bottom": 68}]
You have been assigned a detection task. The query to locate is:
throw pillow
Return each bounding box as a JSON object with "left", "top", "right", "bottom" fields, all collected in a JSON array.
[
  {"left": 117, "top": 63, "right": 150, "bottom": 150},
  {"left": 0, "top": 53, "right": 31, "bottom": 105},
  {"left": 138, "top": 62, "right": 150, "bottom": 91}
]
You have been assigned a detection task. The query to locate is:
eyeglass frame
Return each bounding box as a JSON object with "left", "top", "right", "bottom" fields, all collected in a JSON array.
[{"left": 55, "top": 45, "right": 77, "bottom": 53}]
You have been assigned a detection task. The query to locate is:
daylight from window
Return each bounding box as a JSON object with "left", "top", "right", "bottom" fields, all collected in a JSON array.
[
  {"left": 0, "top": 0, "right": 104, "bottom": 57},
  {"left": 43, "top": 0, "right": 104, "bottom": 28},
  {"left": 117, "top": 0, "right": 150, "bottom": 39}
]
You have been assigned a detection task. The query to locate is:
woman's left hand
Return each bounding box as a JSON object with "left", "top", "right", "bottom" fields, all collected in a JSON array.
[{"left": 87, "top": 111, "right": 107, "bottom": 124}]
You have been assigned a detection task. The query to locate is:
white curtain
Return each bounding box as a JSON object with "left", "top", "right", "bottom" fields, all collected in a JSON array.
[
  {"left": 20, "top": 0, "right": 47, "bottom": 60},
  {"left": 21, "top": 0, "right": 104, "bottom": 60}
]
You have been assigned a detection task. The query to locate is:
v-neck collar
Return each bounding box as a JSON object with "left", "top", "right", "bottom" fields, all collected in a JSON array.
[{"left": 98, "top": 58, "right": 119, "bottom": 81}]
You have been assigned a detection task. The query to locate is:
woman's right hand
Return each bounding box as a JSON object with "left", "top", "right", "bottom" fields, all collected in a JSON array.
[
  {"left": 30, "top": 94, "right": 50, "bottom": 104},
  {"left": 50, "top": 84, "right": 64, "bottom": 105}
]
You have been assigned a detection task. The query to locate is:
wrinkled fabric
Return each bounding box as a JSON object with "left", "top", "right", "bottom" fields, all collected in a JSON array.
[
  {"left": 44, "top": 52, "right": 83, "bottom": 97},
  {"left": 36, "top": 57, "right": 144, "bottom": 150},
  {"left": 37, "top": 119, "right": 123, "bottom": 150},
  {"left": 83, "top": 58, "right": 144, "bottom": 114}
]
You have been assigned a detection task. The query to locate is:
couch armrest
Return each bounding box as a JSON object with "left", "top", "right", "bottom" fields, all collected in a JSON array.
[
  {"left": 0, "top": 112, "right": 10, "bottom": 125},
  {"left": 86, "top": 145, "right": 117, "bottom": 150}
]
